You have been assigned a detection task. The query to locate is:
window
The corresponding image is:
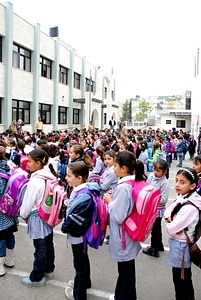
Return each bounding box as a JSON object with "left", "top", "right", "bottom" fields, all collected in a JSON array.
[
  {"left": 12, "top": 100, "right": 30, "bottom": 123},
  {"left": 74, "top": 72, "right": 80, "bottom": 89},
  {"left": 85, "top": 78, "right": 94, "bottom": 92},
  {"left": 39, "top": 103, "right": 51, "bottom": 124},
  {"left": 59, "top": 65, "right": 68, "bottom": 85},
  {"left": 13, "top": 43, "right": 31, "bottom": 71},
  {"left": 58, "top": 106, "right": 67, "bottom": 124},
  {"left": 104, "top": 87, "right": 107, "bottom": 99},
  {"left": 104, "top": 113, "right": 107, "bottom": 125},
  {"left": 176, "top": 120, "right": 185, "bottom": 128},
  {"left": 0, "top": 36, "right": 2, "bottom": 62},
  {"left": 166, "top": 120, "right": 171, "bottom": 124},
  {"left": 111, "top": 90, "right": 114, "bottom": 100},
  {"left": 40, "top": 56, "right": 52, "bottom": 79},
  {"left": 73, "top": 108, "right": 79, "bottom": 124}
]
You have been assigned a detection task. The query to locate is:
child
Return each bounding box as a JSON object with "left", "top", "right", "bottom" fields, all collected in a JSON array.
[
  {"left": 142, "top": 159, "right": 170, "bottom": 257},
  {"left": 164, "top": 167, "right": 201, "bottom": 300},
  {"left": 104, "top": 151, "right": 146, "bottom": 300},
  {"left": 100, "top": 150, "right": 118, "bottom": 199},
  {"left": 0, "top": 146, "right": 18, "bottom": 276},
  {"left": 20, "top": 149, "right": 57, "bottom": 287},
  {"left": 192, "top": 154, "right": 201, "bottom": 196},
  {"left": 138, "top": 140, "right": 148, "bottom": 174},
  {"left": 176, "top": 136, "right": 185, "bottom": 167},
  {"left": 90, "top": 145, "right": 105, "bottom": 176},
  {"left": 63, "top": 161, "right": 100, "bottom": 300}
]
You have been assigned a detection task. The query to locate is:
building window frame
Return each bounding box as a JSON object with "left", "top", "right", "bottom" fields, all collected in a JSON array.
[
  {"left": 176, "top": 120, "right": 185, "bottom": 128},
  {"left": 166, "top": 120, "right": 171, "bottom": 124},
  {"left": 104, "top": 113, "right": 107, "bottom": 125},
  {"left": 104, "top": 87, "right": 107, "bottom": 99},
  {"left": 12, "top": 100, "right": 30, "bottom": 123},
  {"left": 85, "top": 78, "right": 94, "bottom": 92},
  {"left": 58, "top": 106, "right": 67, "bottom": 124},
  {"left": 74, "top": 72, "right": 81, "bottom": 89},
  {"left": 12, "top": 43, "right": 31, "bottom": 72},
  {"left": 39, "top": 103, "right": 51, "bottom": 124},
  {"left": 59, "top": 65, "right": 68, "bottom": 85},
  {"left": 40, "top": 56, "right": 52, "bottom": 79},
  {"left": 73, "top": 108, "right": 79, "bottom": 124},
  {"left": 0, "top": 36, "right": 2, "bottom": 62}
]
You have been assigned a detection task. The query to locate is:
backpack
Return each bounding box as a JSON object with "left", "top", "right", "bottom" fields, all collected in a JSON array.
[
  {"left": 122, "top": 180, "right": 161, "bottom": 249},
  {"left": 87, "top": 173, "right": 101, "bottom": 184},
  {"left": 0, "top": 172, "right": 29, "bottom": 217},
  {"left": 35, "top": 175, "right": 67, "bottom": 226},
  {"left": 173, "top": 201, "right": 201, "bottom": 268},
  {"left": 0, "top": 160, "right": 11, "bottom": 198},
  {"left": 59, "top": 163, "right": 67, "bottom": 182},
  {"left": 170, "top": 140, "right": 176, "bottom": 153},
  {"left": 20, "top": 154, "right": 29, "bottom": 172},
  {"left": 61, "top": 186, "right": 107, "bottom": 249}
]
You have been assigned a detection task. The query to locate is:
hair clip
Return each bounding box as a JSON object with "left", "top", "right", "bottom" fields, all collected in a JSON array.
[
  {"left": 179, "top": 168, "right": 195, "bottom": 180},
  {"left": 42, "top": 157, "right": 46, "bottom": 164}
]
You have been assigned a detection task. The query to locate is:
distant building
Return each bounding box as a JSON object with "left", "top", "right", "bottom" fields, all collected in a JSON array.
[{"left": 0, "top": 2, "right": 118, "bottom": 133}]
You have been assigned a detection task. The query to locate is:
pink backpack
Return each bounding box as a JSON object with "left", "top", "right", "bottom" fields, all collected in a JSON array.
[
  {"left": 35, "top": 175, "right": 67, "bottom": 226},
  {"left": 20, "top": 154, "right": 30, "bottom": 172},
  {"left": 122, "top": 180, "right": 161, "bottom": 248}
]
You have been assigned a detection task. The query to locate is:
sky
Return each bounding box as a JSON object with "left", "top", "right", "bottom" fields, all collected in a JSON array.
[{"left": 5, "top": 0, "right": 201, "bottom": 101}]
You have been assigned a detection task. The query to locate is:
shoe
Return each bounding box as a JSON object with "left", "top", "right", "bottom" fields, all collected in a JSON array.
[
  {"left": 65, "top": 286, "right": 74, "bottom": 300},
  {"left": 105, "top": 235, "right": 110, "bottom": 244},
  {"left": 68, "top": 279, "right": 91, "bottom": 289},
  {"left": 109, "top": 295, "right": 115, "bottom": 300},
  {"left": 68, "top": 280, "right": 74, "bottom": 288},
  {"left": 142, "top": 246, "right": 160, "bottom": 258},
  {"left": 176, "top": 164, "right": 182, "bottom": 167},
  {"left": 0, "top": 257, "right": 5, "bottom": 276},
  {"left": 4, "top": 249, "right": 15, "bottom": 268},
  {"left": 44, "top": 272, "right": 54, "bottom": 280},
  {"left": 22, "top": 276, "right": 46, "bottom": 287},
  {"left": 158, "top": 245, "right": 165, "bottom": 251}
]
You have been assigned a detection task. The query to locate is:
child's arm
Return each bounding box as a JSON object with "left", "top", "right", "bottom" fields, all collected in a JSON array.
[{"left": 100, "top": 172, "right": 117, "bottom": 192}]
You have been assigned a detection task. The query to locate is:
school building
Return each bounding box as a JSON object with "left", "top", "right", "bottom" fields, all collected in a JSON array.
[{"left": 0, "top": 2, "right": 118, "bottom": 134}]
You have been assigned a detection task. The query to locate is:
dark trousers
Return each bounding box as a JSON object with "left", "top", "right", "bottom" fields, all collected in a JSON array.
[
  {"left": 30, "top": 232, "right": 55, "bottom": 282},
  {"left": 114, "top": 259, "right": 137, "bottom": 300},
  {"left": 172, "top": 267, "right": 194, "bottom": 300},
  {"left": 71, "top": 243, "right": 91, "bottom": 300},
  {"left": 151, "top": 217, "right": 163, "bottom": 249}
]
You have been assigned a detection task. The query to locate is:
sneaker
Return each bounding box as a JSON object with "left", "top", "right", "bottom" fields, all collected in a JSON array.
[
  {"left": 22, "top": 276, "right": 46, "bottom": 287},
  {"left": 109, "top": 295, "right": 115, "bottom": 300},
  {"left": 68, "top": 279, "right": 91, "bottom": 289},
  {"left": 142, "top": 246, "right": 160, "bottom": 258},
  {"left": 44, "top": 272, "right": 54, "bottom": 280},
  {"left": 68, "top": 280, "right": 74, "bottom": 288},
  {"left": 65, "top": 286, "right": 74, "bottom": 300}
]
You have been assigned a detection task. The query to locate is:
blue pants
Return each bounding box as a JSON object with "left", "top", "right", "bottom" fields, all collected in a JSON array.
[
  {"left": 29, "top": 232, "right": 55, "bottom": 282},
  {"left": 71, "top": 243, "right": 91, "bottom": 300},
  {"left": 178, "top": 155, "right": 183, "bottom": 167},
  {"left": 0, "top": 233, "right": 15, "bottom": 257}
]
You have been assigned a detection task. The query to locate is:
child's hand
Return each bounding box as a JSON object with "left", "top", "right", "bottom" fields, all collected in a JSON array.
[
  {"left": 165, "top": 217, "right": 172, "bottom": 223},
  {"left": 108, "top": 189, "right": 113, "bottom": 196},
  {"left": 104, "top": 193, "right": 112, "bottom": 204}
]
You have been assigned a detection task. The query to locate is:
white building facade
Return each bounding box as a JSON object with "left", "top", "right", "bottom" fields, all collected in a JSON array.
[{"left": 0, "top": 2, "right": 118, "bottom": 133}]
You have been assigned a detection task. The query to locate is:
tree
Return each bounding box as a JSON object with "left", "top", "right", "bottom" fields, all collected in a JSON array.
[
  {"left": 135, "top": 100, "right": 152, "bottom": 121},
  {"left": 121, "top": 99, "right": 132, "bottom": 121}
]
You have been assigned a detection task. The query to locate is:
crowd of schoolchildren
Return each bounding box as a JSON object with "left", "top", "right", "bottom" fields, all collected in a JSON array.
[{"left": 0, "top": 124, "right": 201, "bottom": 300}]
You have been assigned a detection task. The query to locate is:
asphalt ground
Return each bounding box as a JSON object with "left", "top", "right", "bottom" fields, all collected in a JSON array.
[{"left": 1, "top": 155, "right": 201, "bottom": 300}]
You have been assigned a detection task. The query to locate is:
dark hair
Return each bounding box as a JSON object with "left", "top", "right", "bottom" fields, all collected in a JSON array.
[
  {"left": 17, "top": 140, "right": 26, "bottom": 155},
  {"left": 104, "top": 149, "right": 116, "bottom": 159},
  {"left": 96, "top": 145, "right": 105, "bottom": 161},
  {"left": 153, "top": 159, "right": 169, "bottom": 179},
  {"left": 114, "top": 151, "right": 146, "bottom": 181},
  {"left": 71, "top": 144, "right": 93, "bottom": 169},
  {"left": 68, "top": 161, "right": 89, "bottom": 182},
  {"left": 176, "top": 167, "right": 198, "bottom": 187},
  {"left": 121, "top": 142, "right": 134, "bottom": 153},
  {"left": 194, "top": 155, "right": 201, "bottom": 164},
  {"left": 29, "top": 149, "right": 49, "bottom": 166}
]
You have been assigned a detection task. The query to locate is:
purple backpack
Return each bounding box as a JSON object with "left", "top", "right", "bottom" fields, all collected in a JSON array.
[{"left": 0, "top": 173, "right": 29, "bottom": 217}]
